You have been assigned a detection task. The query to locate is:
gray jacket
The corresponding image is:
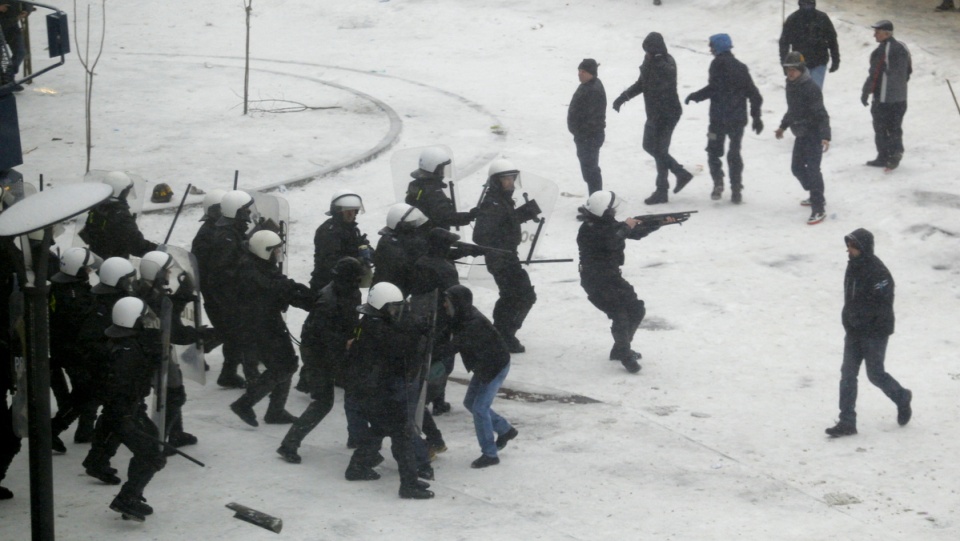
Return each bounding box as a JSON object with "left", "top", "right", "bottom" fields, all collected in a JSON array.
[{"left": 862, "top": 36, "right": 911, "bottom": 104}]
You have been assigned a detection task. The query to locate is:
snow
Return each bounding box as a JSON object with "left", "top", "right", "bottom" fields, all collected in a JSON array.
[{"left": 3, "top": 0, "right": 960, "bottom": 539}]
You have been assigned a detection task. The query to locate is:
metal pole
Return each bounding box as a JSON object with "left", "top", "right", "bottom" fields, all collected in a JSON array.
[{"left": 25, "top": 226, "right": 55, "bottom": 541}]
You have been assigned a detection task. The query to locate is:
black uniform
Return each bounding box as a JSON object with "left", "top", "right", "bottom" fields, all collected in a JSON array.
[
  {"left": 686, "top": 47, "right": 763, "bottom": 195},
  {"left": 0, "top": 240, "right": 22, "bottom": 499},
  {"left": 230, "top": 254, "right": 314, "bottom": 426},
  {"left": 568, "top": 70, "right": 607, "bottom": 195},
  {"left": 79, "top": 199, "right": 157, "bottom": 259},
  {"left": 778, "top": 67, "right": 831, "bottom": 215},
  {"left": 372, "top": 228, "right": 428, "bottom": 296},
  {"left": 405, "top": 176, "right": 474, "bottom": 231},
  {"left": 472, "top": 182, "right": 539, "bottom": 350},
  {"left": 309, "top": 215, "right": 369, "bottom": 293},
  {"left": 615, "top": 33, "right": 690, "bottom": 197},
  {"left": 577, "top": 210, "right": 661, "bottom": 365},
  {"left": 281, "top": 280, "right": 360, "bottom": 455}
]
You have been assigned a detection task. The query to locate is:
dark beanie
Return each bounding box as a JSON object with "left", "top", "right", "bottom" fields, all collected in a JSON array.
[{"left": 578, "top": 58, "right": 599, "bottom": 77}]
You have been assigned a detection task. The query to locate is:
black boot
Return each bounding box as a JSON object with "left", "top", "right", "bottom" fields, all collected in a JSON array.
[
  {"left": 276, "top": 445, "right": 302, "bottom": 464},
  {"left": 673, "top": 168, "right": 694, "bottom": 194},
  {"left": 644, "top": 190, "right": 668, "bottom": 205},
  {"left": 229, "top": 399, "right": 258, "bottom": 427},
  {"left": 399, "top": 483, "right": 435, "bottom": 499},
  {"left": 109, "top": 491, "right": 147, "bottom": 522}
]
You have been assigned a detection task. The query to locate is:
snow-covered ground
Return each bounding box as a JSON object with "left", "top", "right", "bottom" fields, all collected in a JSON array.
[{"left": 3, "top": 0, "right": 960, "bottom": 539}]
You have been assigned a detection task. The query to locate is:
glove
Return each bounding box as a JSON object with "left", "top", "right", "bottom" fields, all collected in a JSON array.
[
  {"left": 612, "top": 95, "right": 627, "bottom": 112},
  {"left": 518, "top": 199, "right": 542, "bottom": 221},
  {"left": 860, "top": 93, "right": 869, "bottom": 107},
  {"left": 468, "top": 207, "right": 479, "bottom": 220},
  {"left": 752, "top": 118, "right": 764, "bottom": 135},
  {"left": 829, "top": 58, "right": 839, "bottom": 73},
  {"left": 684, "top": 94, "right": 695, "bottom": 105}
]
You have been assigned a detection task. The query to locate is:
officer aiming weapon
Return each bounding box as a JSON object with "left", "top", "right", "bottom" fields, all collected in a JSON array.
[{"left": 631, "top": 210, "right": 698, "bottom": 227}]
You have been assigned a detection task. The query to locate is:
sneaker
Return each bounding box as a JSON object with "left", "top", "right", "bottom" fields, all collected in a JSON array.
[
  {"left": 109, "top": 494, "right": 146, "bottom": 522},
  {"left": 644, "top": 190, "right": 668, "bottom": 205},
  {"left": 263, "top": 410, "right": 298, "bottom": 425},
  {"left": 865, "top": 158, "right": 886, "bottom": 167},
  {"left": 431, "top": 401, "right": 451, "bottom": 416},
  {"left": 51, "top": 435, "right": 67, "bottom": 454},
  {"left": 229, "top": 400, "right": 258, "bottom": 427},
  {"left": 417, "top": 464, "right": 435, "bottom": 480},
  {"left": 673, "top": 169, "right": 694, "bottom": 194},
  {"left": 800, "top": 198, "right": 811, "bottom": 207},
  {"left": 731, "top": 191, "right": 742, "bottom": 204},
  {"left": 897, "top": 389, "right": 913, "bottom": 426},
  {"left": 807, "top": 211, "right": 826, "bottom": 225},
  {"left": 0, "top": 486, "right": 13, "bottom": 500},
  {"left": 217, "top": 373, "right": 246, "bottom": 389},
  {"left": 168, "top": 431, "right": 198, "bottom": 448},
  {"left": 825, "top": 422, "right": 857, "bottom": 437},
  {"left": 399, "top": 484, "right": 435, "bottom": 499},
  {"left": 710, "top": 185, "right": 723, "bottom": 201},
  {"left": 496, "top": 427, "right": 519, "bottom": 451},
  {"left": 276, "top": 445, "right": 302, "bottom": 464},
  {"left": 344, "top": 465, "right": 381, "bottom": 481},
  {"left": 471, "top": 454, "right": 501, "bottom": 469}
]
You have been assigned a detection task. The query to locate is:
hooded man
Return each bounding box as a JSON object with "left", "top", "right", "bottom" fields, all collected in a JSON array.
[
  {"left": 567, "top": 58, "right": 607, "bottom": 195},
  {"left": 612, "top": 32, "right": 694, "bottom": 204},
  {"left": 775, "top": 51, "right": 832, "bottom": 225},
  {"left": 686, "top": 34, "right": 763, "bottom": 204},
  {"left": 861, "top": 20, "right": 912, "bottom": 171},
  {"left": 826, "top": 229, "right": 912, "bottom": 437},
  {"left": 779, "top": 0, "right": 840, "bottom": 89}
]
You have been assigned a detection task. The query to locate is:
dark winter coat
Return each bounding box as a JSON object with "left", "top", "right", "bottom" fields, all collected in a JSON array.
[
  {"left": 842, "top": 229, "right": 895, "bottom": 336},
  {"left": 443, "top": 285, "right": 510, "bottom": 384},
  {"left": 862, "top": 36, "right": 911, "bottom": 104},
  {"left": 410, "top": 251, "right": 460, "bottom": 296},
  {"left": 310, "top": 216, "right": 368, "bottom": 292},
  {"left": 0, "top": 2, "right": 33, "bottom": 31},
  {"left": 687, "top": 52, "right": 763, "bottom": 132},
  {"left": 405, "top": 178, "right": 473, "bottom": 230},
  {"left": 472, "top": 186, "right": 539, "bottom": 273},
  {"left": 567, "top": 77, "right": 607, "bottom": 138},
  {"left": 372, "top": 229, "right": 427, "bottom": 296},
  {"left": 779, "top": 7, "right": 839, "bottom": 69},
  {"left": 49, "top": 280, "right": 96, "bottom": 367},
  {"left": 344, "top": 312, "right": 423, "bottom": 401},
  {"left": 577, "top": 213, "right": 660, "bottom": 270},
  {"left": 79, "top": 200, "right": 157, "bottom": 260},
  {"left": 78, "top": 291, "right": 125, "bottom": 385},
  {"left": 0, "top": 240, "right": 21, "bottom": 393},
  {"left": 236, "top": 254, "right": 314, "bottom": 358},
  {"left": 300, "top": 282, "right": 361, "bottom": 382},
  {"left": 779, "top": 68, "right": 831, "bottom": 140},
  {"left": 102, "top": 335, "right": 157, "bottom": 415},
  {"left": 619, "top": 32, "right": 682, "bottom": 123},
  {"left": 190, "top": 219, "right": 218, "bottom": 295}
]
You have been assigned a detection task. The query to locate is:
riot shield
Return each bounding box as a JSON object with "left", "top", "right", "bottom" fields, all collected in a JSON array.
[
  {"left": 467, "top": 172, "right": 559, "bottom": 289},
  {"left": 245, "top": 191, "right": 290, "bottom": 275},
  {"left": 408, "top": 289, "right": 438, "bottom": 432},
  {"left": 8, "top": 279, "right": 28, "bottom": 438},
  {"left": 159, "top": 244, "right": 206, "bottom": 386},
  {"left": 390, "top": 145, "right": 457, "bottom": 205},
  {"left": 150, "top": 297, "right": 173, "bottom": 444}
]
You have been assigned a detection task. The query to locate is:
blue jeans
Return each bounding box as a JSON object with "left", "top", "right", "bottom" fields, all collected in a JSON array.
[
  {"left": 463, "top": 363, "right": 512, "bottom": 458},
  {"left": 791, "top": 134, "right": 825, "bottom": 213},
  {"left": 838, "top": 334, "right": 907, "bottom": 426},
  {"left": 808, "top": 65, "right": 826, "bottom": 89}
]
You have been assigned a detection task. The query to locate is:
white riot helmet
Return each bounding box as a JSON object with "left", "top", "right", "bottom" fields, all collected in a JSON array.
[
  {"left": 52, "top": 247, "right": 103, "bottom": 283},
  {"left": 249, "top": 230, "right": 284, "bottom": 262},
  {"left": 139, "top": 251, "right": 174, "bottom": 284},
  {"left": 411, "top": 147, "right": 452, "bottom": 179},
  {"left": 93, "top": 257, "right": 138, "bottom": 294},
  {"left": 105, "top": 297, "right": 155, "bottom": 338},
  {"left": 327, "top": 189, "right": 365, "bottom": 216},
  {"left": 360, "top": 282, "right": 406, "bottom": 319},
  {"left": 220, "top": 190, "right": 255, "bottom": 220},
  {"left": 385, "top": 203, "right": 428, "bottom": 232},
  {"left": 202, "top": 189, "right": 227, "bottom": 219},
  {"left": 584, "top": 190, "right": 620, "bottom": 219},
  {"left": 104, "top": 171, "right": 134, "bottom": 200},
  {"left": 487, "top": 158, "right": 520, "bottom": 184}
]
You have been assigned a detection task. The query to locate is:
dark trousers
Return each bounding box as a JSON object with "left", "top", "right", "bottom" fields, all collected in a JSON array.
[
  {"left": 871, "top": 101, "right": 907, "bottom": 162},
  {"left": 642, "top": 116, "right": 682, "bottom": 193},
  {"left": 348, "top": 393, "right": 418, "bottom": 490},
  {"left": 235, "top": 340, "right": 296, "bottom": 417},
  {"left": 838, "top": 334, "right": 908, "bottom": 426},
  {"left": 205, "top": 299, "right": 254, "bottom": 380},
  {"left": 575, "top": 132, "right": 604, "bottom": 195},
  {"left": 282, "top": 344, "right": 336, "bottom": 450},
  {"left": 0, "top": 394, "right": 22, "bottom": 485},
  {"left": 51, "top": 365, "right": 99, "bottom": 441},
  {"left": 580, "top": 268, "right": 646, "bottom": 356},
  {"left": 791, "top": 135, "right": 826, "bottom": 213},
  {"left": 86, "top": 404, "right": 166, "bottom": 496},
  {"left": 490, "top": 261, "right": 537, "bottom": 341},
  {"left": 706, "top": 124, "right": 745, "bottom": 190}
]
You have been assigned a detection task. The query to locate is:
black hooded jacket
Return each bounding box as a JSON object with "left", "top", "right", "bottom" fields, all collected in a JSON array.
[
  {"left": 443, "top": 285, "right": 510, "bottom": 383},
  {"left": 842, "top": 228, "right": 895, "bottom": 336},
  {"left": 779, "top": 68, "right": 831, "bottom": 140},
  {"left": 687, "top": 52, "right": 763, "bottom": 132},
  {"left": 619, "top": 32, "right": 683, "bottom": 123},
  {"left": 779, "top": 5, "right": 839, "bottom": 69}
]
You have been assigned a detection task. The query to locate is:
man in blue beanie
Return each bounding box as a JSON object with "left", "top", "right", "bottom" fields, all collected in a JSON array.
[{"left": 686, "top": 34, "right": 763, "bottom": 204}]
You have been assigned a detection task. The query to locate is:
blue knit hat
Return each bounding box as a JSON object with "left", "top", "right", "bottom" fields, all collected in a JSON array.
[{"left": 709, "top": 33, "right": 733, "bottom": 54}]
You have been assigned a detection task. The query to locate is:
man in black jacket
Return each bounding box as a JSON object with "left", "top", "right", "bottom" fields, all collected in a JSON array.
[
  {"left": 775, "top": 52, "right": 831, "bottom": 226},
  {"left": 779, "top": 0, "right": 839, "bottom": 89},
  {"left": 686, "top": 34, "right": 763, "bottom": 204},
  {"left": 310, "top": 190, "right": 372, "bottom": 292},
  {"left": 473, "top": 160, "right": 541, "bottom": 353},
  {"left": 826, "top": 229, "right": 912, "bottom": 437},
  {"left": 405, "top": 147, "right": 477, "bottom": 230},
  {"left": 372, "top": 203, "right": 429, "bottom": 296},
  {"left": 567, "top": 58, "right": 606, "bottom": 195},
  {"left": 577, "top": 191, "right": 673, "bottom": 373},
  {"left": 613, "top": 33, "right": 694, "bottom": 204},
  {"left": 443, "top": 285, "right": 517, "bottom": 469},
  {"left": 279, "top": 258, "right": 362, "bottom": 463},
  {"left": 80, "top": 172, "right": 157, "bottom": 259},
  {"left": 861, "top": 20, "right": 912, "bottom": 171}
]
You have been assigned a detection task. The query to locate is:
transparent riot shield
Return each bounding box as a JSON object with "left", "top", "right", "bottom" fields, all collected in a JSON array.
[
  {"left": 245, "top": 191, "right": 290, "bottom": 275},
  {"left": 159, "top": 244, "right": 206, "bottom": 386}
]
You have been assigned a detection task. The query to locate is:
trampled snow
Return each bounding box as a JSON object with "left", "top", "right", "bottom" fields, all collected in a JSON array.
[{"left": 2, "top": 0, "right": 959, "bottom": 539}]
